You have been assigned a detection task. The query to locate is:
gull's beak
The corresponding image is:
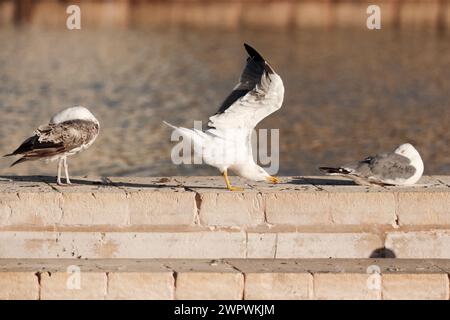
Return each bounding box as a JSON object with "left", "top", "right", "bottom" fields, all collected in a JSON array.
[{"left": 266, "top": 176, "right": 280, "bottom": 184}]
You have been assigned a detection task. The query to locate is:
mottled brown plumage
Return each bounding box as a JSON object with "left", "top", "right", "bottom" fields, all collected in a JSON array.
[
  {"left": 4, "top": 106, "right": 100, "bottom": 185},
  {"left": 6, "top": 120, "right": 99, "bottom": 166}
]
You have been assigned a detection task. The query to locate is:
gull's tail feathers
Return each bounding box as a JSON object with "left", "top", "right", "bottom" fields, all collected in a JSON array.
[
  {"left": 163, "top": 121, "right": 207, "bottom": 149},
  {"left": 162, "top": 121, "right": 177, "bottom": 131},
  {"left": 2, "top": 151, "right": 28, "bottom": 167},
  {"left": 9, "top": 157, "right": 28, "bottom": 167},
  {"left": 319, "top": 167, "right": 352, "bottom": 175}
]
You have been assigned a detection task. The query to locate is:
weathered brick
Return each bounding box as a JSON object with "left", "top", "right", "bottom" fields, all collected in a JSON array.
[
  {"left": 276, "top": 233, "right": 383, "bottom": 258},
  {"left": 247, "top": 233, "right": 277, "bottom": 258},
  {"left": 328, "top": 192, "right": 396, "bottom": 225},
  {"left": 0, "top": 195, "right": 13, "bottom": 225},
  {"left": 265, "top": 192, "right": 331, "bottom": 226},
  {"left": 266, "top": 191, "right": 396, "bottom": 226},
  {"left": 7, "top": 193, "right": 62, "bottom": 226},
  {"left": 107, "top": 272, "right": 174, "bottom": 300},
  {"left": 60, "top": 192, "right": 129, "bottom": 226},
  {"left": 397, "top": 192, "right": 450, "bottom": 226},
  {"left": 104, "top": 231, "right": 247, "bottom": 259},
  {"left": 0, "top": 272, "right": 39, "bottom": 300},
  {"left": 314, "top": 273, "right": 381, "bottom": 300},
  {"left": 40, "top": 272, "right": 107, "bottom": 300},
  {"left": 0, "top": 231, "right": 246, "bottom": 259},
  {"left": 385, "top": 231, "right": 450, "bottom": 258},
  {"left": 129, "top": 192, "right": 196, "bottom": 226},
  {"left": 382, "top": 274, "right": 449, "bottom": 300},
  {"left": 198, "top": 192, "right": 265, "bottom": 227},
  {"left": 245, "top": 273, "right": 313, "bottom": 300},
  {"left": 175, "top": 272, "right": 244, "bottom": 300}
]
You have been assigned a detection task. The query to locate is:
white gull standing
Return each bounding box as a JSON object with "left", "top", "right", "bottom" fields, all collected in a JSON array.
[
  {"left": 4, "top": 106, "right": 100, "bottom": 185},
  {"left": 319, "top": 143, "right": 424, "bottom": 186},
  {"left": 165, "top": 43, "right": 285, "bottom": 191}
]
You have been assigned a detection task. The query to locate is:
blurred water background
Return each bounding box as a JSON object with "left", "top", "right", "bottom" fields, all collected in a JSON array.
[{"left": 0, "top": 0, "right": 449, "bottom": 177}]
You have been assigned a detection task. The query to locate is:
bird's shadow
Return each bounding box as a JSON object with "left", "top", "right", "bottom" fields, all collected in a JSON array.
[
  {"left": 0, "top": 175, "right": 229, "bottom": 190},
  {"left": 290, "top": 177, "right": 357, "bottom": 186},
  {"left": 369, "top": 247, "right": 397, "bottom": 258},
  {"left": 1, "top": 175, "right": 58, "bottom": 184},
  {"left": 1, "top": 175, "right": 359, "bottom": 188}
]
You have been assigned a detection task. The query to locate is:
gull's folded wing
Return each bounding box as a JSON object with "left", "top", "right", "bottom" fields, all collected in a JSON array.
[
  {"left": 5, "top": 120, "right": 99, "bottom": 166},
  {"left": 368, "top": 153, "right": 416, "bottom": 180}
]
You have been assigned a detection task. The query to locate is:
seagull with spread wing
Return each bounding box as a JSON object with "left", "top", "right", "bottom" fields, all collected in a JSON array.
[
  {"left": 4, "top": 106, "right": 100, "bottom": 185},
  {"left": 319, "top": 143, "right": 424, "bottom": 186},
  {"left": 165, "top": 43, "right": 284, "bottom": 191}
]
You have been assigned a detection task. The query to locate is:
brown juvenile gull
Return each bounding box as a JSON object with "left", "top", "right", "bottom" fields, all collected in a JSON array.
[
  {"left": 4, "top": 106, "right": 100, "bottom": 185},
  {"left": 319, "top": 143, "right": 424, "bottom": 186},
  {"left": 164, "top": 43, "right": 285, "bottom": 191}
]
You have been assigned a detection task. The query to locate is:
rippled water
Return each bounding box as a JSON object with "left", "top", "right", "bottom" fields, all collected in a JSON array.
[{"left": 0, "top": 27, "right": 449, "bottom": 177}]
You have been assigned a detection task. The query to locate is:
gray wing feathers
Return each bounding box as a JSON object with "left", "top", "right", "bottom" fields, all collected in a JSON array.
[
  {"left": 346, "top": 153, "right": 416, "bottom": 181},
  {"left": 369, "top": 153, "right": 416, "bottom": 180}
]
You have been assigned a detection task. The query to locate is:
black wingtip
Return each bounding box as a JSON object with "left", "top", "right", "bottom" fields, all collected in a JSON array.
[
  {"left": 243, "top": 43, "right": 264, "bottom": 62},
  {"left": 9, "top": 157, "right": 27, "bottom": 167},
  {"left": 319, "top": 167, "right": 350, "bottom": 174},
  {"left": 3, "top": 153, "right": 14, "bottom": 158},
  {"left": 243, "top": 43, "right": 275, "bottom": 74}
]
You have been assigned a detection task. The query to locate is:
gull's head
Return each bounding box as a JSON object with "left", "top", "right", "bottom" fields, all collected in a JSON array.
[
  {"left": 50, "top": 106, "right": 99, "bottom": 125},
  {"left": 394, "top": 143, "right": 421, "bottom": 160},
  {"left": 235, "top": 164, "right": 278, "bottom": 183},
  {"left": 394, "top": 143, "right": 425, "bottom": 183},
  {"left": 254, "top": 166, "right": 279, "bottom": 184}
]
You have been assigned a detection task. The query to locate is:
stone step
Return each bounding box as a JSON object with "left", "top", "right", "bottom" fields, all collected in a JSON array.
[
  {"left": 0, "top": 259, "right": 448, "bottom": 300},
  {"left": 1, "top": 230, "right": 449, "bottom": 259},
  {"left": 0, "top": 176, "right": 449, "bottom": 259}
]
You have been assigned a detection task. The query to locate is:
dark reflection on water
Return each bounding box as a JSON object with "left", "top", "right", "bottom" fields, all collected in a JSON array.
[{"left": 0, "top": 28, "right": 449, "bottom": 177}]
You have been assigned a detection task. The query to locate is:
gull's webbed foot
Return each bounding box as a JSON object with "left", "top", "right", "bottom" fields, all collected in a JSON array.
[{"left": 227, "top": 186, "right": 244, "bottom": 192}]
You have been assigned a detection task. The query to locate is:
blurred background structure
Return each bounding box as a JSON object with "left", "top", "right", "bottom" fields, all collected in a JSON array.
[
  {"left": 0, "top": 0, "right": 449, "bottom": 177},
  {"left": 1, "top": 0, "right": 450, "bottom": 30}
]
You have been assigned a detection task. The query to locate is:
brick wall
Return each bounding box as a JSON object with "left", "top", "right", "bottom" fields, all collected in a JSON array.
[
  {"left": 0, "top": 176, "right": 449, "bottom": 299},
  {"left": 0, "top": 176, "right": 449, "bottom": 259},
  {"left": 0, "top": 259, "right": 448, "bottom": 300}
]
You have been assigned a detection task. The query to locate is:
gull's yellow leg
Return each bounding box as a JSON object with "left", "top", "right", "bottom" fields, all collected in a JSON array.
[{"left": 222, "top": 170, "right": 243, "bottom": 191}]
